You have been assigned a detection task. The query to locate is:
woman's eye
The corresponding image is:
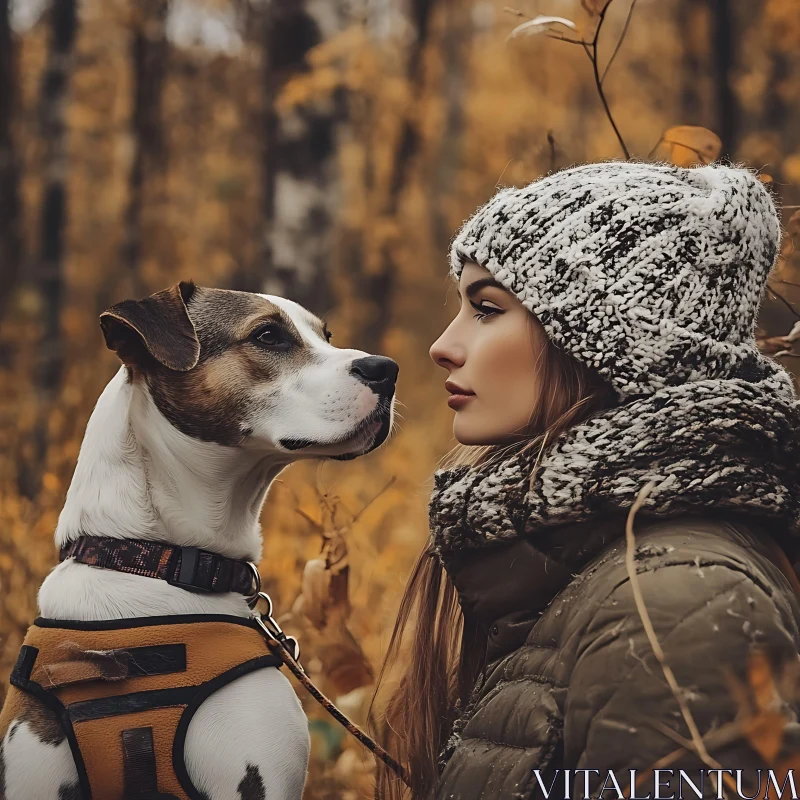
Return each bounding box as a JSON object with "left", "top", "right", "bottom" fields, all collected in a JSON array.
[
  {"left": 253, "top": 325, "right": 283, "bottom": 346},
  {"left": 471, "top": 301, "right": 501, "bottom": 321}
]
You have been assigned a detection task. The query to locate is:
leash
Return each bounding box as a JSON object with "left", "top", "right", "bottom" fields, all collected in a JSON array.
[{"left": 248, "top": 586, "right": 411, "bottom": 788}]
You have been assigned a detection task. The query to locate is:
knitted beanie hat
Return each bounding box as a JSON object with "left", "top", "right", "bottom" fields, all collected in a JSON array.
[{"left": 449, "top": 161, "right": 783, "bottom": 400}]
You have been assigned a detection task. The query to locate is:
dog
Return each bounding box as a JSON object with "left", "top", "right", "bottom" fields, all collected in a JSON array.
[{"left": 0, "top": 281, "right": 398, "bottom": 800}]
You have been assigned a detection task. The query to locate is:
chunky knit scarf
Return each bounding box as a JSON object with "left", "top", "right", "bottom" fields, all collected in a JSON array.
[{"left": 429, "top": 365, "right": 800, "bottom": 557}]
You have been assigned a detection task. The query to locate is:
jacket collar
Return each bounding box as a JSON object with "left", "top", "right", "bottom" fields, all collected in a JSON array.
[
  {"left": 442, "top": 511, "right": 797, "bottom": 664},
  {"left": 441, "top": 514, "right": 628, "bottom": 632}
]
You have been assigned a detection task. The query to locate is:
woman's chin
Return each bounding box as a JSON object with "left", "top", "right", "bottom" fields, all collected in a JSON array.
[
  {"left": 453, "top": 420, "right": 498, "bottom": 447},
  {"left": 453, "top": 418, "right": 526, "bottom": 448}
]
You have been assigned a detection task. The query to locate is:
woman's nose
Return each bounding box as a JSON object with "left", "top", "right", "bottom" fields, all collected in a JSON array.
[{"left": 430, "top": 326, "right": 464, "bottom": 368}]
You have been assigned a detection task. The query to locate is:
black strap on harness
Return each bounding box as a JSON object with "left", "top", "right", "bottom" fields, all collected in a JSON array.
[{"left": 122, "top": 727, "right": 179, "bottom": 799}]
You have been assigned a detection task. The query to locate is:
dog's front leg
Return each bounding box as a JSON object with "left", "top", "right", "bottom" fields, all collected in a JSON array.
[
  {"left": 1, "top": 713, "right": 80, "bottom": 800},
  {"left": 183, "top": 667, "right": 310, "bottom": 800}
]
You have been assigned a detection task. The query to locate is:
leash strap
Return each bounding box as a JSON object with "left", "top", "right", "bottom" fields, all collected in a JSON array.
[
  {"left": 250, "top": 592, "right": 411, "bottom": 788},
  {"left": 60, "top": 536, "right": 258, "bottom": 598}
]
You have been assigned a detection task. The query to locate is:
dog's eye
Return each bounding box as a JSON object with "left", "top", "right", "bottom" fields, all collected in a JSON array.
[{"left": 252, "top": 324, "right": 284, "bottom": 347}]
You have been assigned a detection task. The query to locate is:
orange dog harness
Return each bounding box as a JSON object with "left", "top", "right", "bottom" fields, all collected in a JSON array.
[{"left": 1, "top": 615, "right": 282, "bottom": 799}]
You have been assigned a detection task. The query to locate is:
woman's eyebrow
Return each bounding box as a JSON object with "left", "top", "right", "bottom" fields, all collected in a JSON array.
[{"left": 461, "top": 277, "right": 504, "bottom": 299}]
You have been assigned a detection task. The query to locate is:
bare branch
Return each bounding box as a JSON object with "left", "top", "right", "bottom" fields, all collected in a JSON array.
[
  {"left": 545, "top": 33, "right": 592, "bottom": 46},
  {"left": 591, "top": 45, "right": 630, "bottom": 158},
  {"left": 351, "top": 476, "right": 397, "bottom": 525},
  {"left": 651, "top": 721, "right": 722, "bottom": 768},
  {"left": 624, "top": 482, "right": 715, "bottom": 765},
  {"left": 767, "top": 285, "right": 800, "bottom": 320},
  {"left": 589, "top": 1, "right": 630, "bottom": 158},
  {"left": 592, "top": 0, "right": 612, "bottom": 46},
  {"left": 649, "top": 723, "right": 742, "bottom": 795},
  {"left": 633, "top": 718, "right": 745, "bottom": 787},
  {"left": 601, "top": 0, "right": 637, "bottom": 85},
  {"left": 294, "top": 506, "right": 325, "bottom": 531}
]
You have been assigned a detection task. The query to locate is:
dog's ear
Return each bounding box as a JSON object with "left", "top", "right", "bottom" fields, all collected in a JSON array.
[{"left": 100, "top": 281, "right": 200, "bottom": 372}]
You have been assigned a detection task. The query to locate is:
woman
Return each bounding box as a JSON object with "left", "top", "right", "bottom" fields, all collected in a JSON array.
[{"left": 375, "top": 161, "right": 800, "bottom": 799}]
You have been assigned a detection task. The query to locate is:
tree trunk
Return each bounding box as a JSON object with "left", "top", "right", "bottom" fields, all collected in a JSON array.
[
  {"left": 708, "top": 0, "right": 738, "bottom": 156},
  {"left": 0, "top": 0, "right": 22, "bottom": 325},
  {"left": 18, "top": 0, "right": 78, "bottom": 499},
  {"left": 259, "top": 0, "right": 348, "bottom": 315},
  {"left": 677, "top": 0, "right": 709, "bottom": 127},
  {"left": 430, "top": 0, "right": 469, "bottom": 253},
  {"left": 358, "top": 0, "right": 436, "bottom": 347},
  {"left": 120, "top": 0, "right": 169, "bottom": 300}
]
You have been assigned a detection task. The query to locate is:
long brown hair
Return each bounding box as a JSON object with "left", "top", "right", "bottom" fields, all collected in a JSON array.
[{"left": 370, "top": 320, "right": 616, "bottom": 800}]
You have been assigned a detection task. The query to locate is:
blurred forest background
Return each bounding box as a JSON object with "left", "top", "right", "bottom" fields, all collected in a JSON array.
[{"left": 2, "top": 0, "right": 800, "bottom": 796}]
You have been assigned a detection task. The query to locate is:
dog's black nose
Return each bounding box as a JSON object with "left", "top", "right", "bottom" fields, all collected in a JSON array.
[{"left": 350, "top": 356, "right": 399, "bottom": 390}]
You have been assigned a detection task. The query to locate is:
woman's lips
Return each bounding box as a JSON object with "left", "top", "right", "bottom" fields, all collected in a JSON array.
[
  {"left": 445, "top": 381, "right": 475, "bottom": 409},
  {"left": 447, "top": 392, "right": 475, "bottom": 410}
]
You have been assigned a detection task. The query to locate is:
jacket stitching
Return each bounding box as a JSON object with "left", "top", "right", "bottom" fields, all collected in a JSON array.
[
  {"left": 458, "top": 713, "right": 564, "bottom": 757},
  {"left": 571, "top": 575, "right": 752, "bottom": 732},
  {"left": 469, "top": 673, "right": 566, "bottom": 722},
  {"left": 587, "top": 555, "right": 788, "bottom": 632},
  {"left": 531, "top": 554, "right": 796, "bottom": 660},
  {"left": 456, "top": 735, "right": 540, "bottom": 752}
]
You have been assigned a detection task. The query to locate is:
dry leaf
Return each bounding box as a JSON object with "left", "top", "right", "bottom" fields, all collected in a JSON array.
[
  {"left": 317, "top": 622, "right": 375, "bottom": 696},
  {"left": 300, "top": 554, "right": 351, "bottom": 630},
  {"left": 582, "top": 0, "right": 612, "bottom": 14},
  {"left": 782, "top": 154, "right": 800, "bottom": 184},
  {"left": 743, "top": 709, "right": 788, "bottom": 765},
  {"left": 748, "top": 650, "right": 780, "bottom": 713},
  {"left": 651, "top": 126, "right": 722, "bottom": 167},
  {"left": 299, "top": 558, "right": 332, "bottom": 630},
  {"left": 507, "top": 15, "right": 577, "bottom": 40},
  {"left": 787, "top": 210, "right": 800, "bottom": 237},
  {"left": 758, "top": 333, "right": 792, "bottom": 355},
  {"left": 289, "top": 487, "right": 387, "bottom": 697},
  {"left": 727, "top": 651, "right": 790, "bottom": 765}
]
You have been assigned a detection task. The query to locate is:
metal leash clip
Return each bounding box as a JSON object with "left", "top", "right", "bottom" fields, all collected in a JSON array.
[{"left": 250, "top": 589, "right": 301, "bottom": 663}]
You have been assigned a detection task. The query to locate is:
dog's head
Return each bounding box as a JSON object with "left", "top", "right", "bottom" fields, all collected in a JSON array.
[{"left": 100, "top": 281, "right": 397, "bottom": 460}]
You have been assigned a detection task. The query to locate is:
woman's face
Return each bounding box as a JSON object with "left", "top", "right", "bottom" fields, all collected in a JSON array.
[{"left": 429, "top": 261, "right": 548, "bottom": 446}]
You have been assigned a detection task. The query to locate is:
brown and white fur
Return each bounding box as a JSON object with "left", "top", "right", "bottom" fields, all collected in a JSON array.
[{"left": 0, "top": 282, "right": 398, "bottom": 800}]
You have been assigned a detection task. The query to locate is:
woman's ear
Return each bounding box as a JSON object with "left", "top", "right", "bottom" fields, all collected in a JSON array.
[{"left": 99, "top": 281, "right": 200, "bottom": 372}]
